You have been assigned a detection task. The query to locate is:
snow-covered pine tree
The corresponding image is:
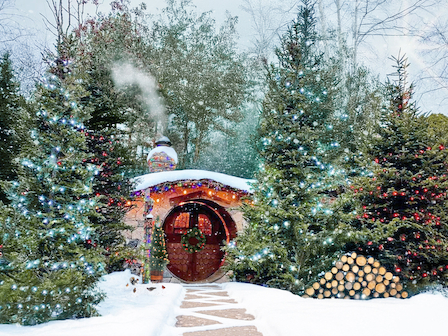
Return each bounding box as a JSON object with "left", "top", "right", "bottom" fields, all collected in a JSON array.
[
  {"left": 347, "top": 54, "right": 448, "bottom": 291},
  {"left": 226, "top": 0, "right": 352, "bottom": 293},
  {"left": 0, "top": 66, "right": 105, "bottom": 325}
]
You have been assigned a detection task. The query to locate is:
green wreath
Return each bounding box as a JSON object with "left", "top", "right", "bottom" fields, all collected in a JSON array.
[{"left": 181, "top": 227, "right": 206, "bottom": 253}]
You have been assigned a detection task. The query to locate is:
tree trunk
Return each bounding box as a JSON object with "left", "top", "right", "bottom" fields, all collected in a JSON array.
[
  {"left": 317, "top": 0, "right": 328, "bottom": 55},
  {"left": 193, "top": 132, "right": 203, "bottom": 163},
  {"left": 352, "top": 0, "right": 359, "bottom": 74},
  {"left": 335, "top": 0, "right": 343, "bottom": 53}
]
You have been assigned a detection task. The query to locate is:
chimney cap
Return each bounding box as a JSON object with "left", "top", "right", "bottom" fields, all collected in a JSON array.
[{"left": 155, "top": 136, "right": 171, "bottom": 147}]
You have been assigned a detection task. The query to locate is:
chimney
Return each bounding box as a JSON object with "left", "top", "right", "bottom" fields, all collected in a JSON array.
[{"left": 147, "top": 136, "right": 178, "bottom": 173}]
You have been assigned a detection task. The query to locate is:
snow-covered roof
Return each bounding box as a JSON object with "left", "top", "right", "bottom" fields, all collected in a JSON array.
[
  {"left": 133, "top": 169, "right": 254, "bottom": 192},
  {"left": 147, "top": 146, "right": 178, "bottom": 164}
]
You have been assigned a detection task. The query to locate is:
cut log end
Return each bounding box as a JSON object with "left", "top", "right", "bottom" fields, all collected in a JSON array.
[
  {"left": 356, "top": 255, "right": 367, "bottom": 266},
  {"left": 305, "top": 287, "right": 315, "bottom": 296}
]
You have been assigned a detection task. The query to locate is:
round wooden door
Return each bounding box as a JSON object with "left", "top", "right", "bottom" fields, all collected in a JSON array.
[{"left": 163, "top": 201, "right": 228, "bottom": 282}]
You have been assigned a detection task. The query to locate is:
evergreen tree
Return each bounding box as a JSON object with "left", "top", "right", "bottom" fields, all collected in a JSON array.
[
  {"left": 64, "top": 10, "right": 144, "bottom": 269},
  {"left": 0, "top": 70, "right": 105, "bottom": 325},
  {"left": 84, "top": 131, "right": 135, "bottom": 272},
  {"left": 347, "top": 55, "right": 448, "bottom": 291},
  {"left": 72, "top": 3, "right": 150, "bottom": 176},
  {"left": 73, "top": 5, "right": 151, "bottom": 159},
  {"left": 332, "top": 64, "right": 384, "bottom": 177},
  {"left": 0, "top": 52, "right": 27, "bottom": 204},
  {"left": 192, "top": 103, "right": 261, "bottom": 179},
  {"left": 226, "top": 1, "right": 352, "bottom": 293},
  {"left": 427, "top": 113, "right": 448, "bottom": 145},
  {"left": 149, "top": 221, "right": 169, "bottom": 272}
]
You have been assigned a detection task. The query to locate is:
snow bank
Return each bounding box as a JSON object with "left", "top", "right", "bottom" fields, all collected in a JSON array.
[
  {"left": 0, "top": 270, "right": 184, "bottom": 336},
  {"left": 223, "top": 283, "right": 448, "bottom": 336},
  {"left": 133, "top": 169, "right": 255, "bottom": 192},
  {"left": 3, "top": 278, "right": 447, "bottom": 336}
]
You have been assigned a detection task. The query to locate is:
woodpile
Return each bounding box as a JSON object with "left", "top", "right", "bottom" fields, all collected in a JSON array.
[{"left": 303, "top": 252, "right": 408, "bottom": 299}]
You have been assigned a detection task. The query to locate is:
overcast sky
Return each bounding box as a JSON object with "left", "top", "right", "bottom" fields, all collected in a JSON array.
[
  {"left": 9, "top": 0, "right": 448, "bottom": 115},
  {"left": 13, "top": 0, "right": 255, "bottom": 51}
]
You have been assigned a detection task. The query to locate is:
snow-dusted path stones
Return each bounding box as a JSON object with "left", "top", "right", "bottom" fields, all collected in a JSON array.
[{"left": 174, "top": 285, "right": 263, "bottom": 336}]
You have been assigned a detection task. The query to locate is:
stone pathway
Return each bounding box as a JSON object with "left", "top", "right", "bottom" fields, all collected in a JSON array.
[{"left": 174, "top": 285, "right": 263, "bottom": 336}]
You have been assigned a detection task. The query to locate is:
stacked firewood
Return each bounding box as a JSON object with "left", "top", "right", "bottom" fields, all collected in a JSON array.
[{"left": 304, "top": 252, "right": 408, "bottom": 299}]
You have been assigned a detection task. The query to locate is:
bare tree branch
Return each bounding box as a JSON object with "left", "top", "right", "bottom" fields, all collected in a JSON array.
[
  {"left": 0, "top": 0, "right": 34, "bottom": 43},
  {"left": 41, "top": 0, "right": 88, "bottom": 53},
  {"left": 239, "top": 0, "right": 300, "bottom": 59}
]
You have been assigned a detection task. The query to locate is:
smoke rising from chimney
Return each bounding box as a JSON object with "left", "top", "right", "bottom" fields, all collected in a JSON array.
[{"left": 111, "top": 62, "right": 166, "bottom": 129}]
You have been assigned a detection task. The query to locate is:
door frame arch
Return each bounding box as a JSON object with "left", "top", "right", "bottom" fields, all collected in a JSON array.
[{"left": 162, "top": 198, "right": 237, "bottom": 282}]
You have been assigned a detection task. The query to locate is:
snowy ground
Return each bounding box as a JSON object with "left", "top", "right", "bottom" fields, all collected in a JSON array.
[
  {"left": 0, "top": 270, "right": 184, "bottom": 336},
  {"left": 1, "top": 271, "right": 447, "bottom": 336},
  {"left": 223, "top": 283, "right": 448, "bottom": 336}
]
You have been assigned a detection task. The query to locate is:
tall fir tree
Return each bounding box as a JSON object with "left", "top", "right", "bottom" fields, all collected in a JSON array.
[
  {"left": 56, "top": 16, "right": 142, "bottom": 270},
  {"left": 346, "top": 55, "right": 448, "bottom": 291},
  {"left": 83, "top": 131, "right": 135, "bottom": 272},
  {"left": 72, "top": 4, "right": 154, "bottom": 172},
  {"left": 193, "top": 102, "right": 261, "bottom": 179},
  {"left": 0, "top": 52, "right": 27, "bottom": 204},
  {"left": 226, "top": 1, "right": 353, "bottom": 293},
  {"left": 0, "top": 67, "right": 105, "bottom": 325}
]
